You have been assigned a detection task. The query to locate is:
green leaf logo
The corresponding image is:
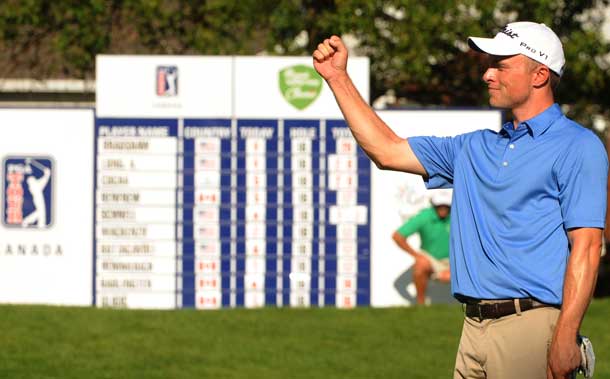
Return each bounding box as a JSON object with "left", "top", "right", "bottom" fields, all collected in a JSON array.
[{"left": 279, "top": 64, "right": 323, "bottom": 110}]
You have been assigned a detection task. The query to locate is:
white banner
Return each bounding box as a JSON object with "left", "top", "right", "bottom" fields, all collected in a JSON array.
[{"left": 0, "top": 108, "right": 94, "bottom": 305}]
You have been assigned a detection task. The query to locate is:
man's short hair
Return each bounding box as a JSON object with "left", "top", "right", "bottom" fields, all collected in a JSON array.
[
  {"left": 550, "top": 72, "right": 561, "bottom": 91},
  {"left": 528, "top": 57, "right": 561, "bottom": 91}
]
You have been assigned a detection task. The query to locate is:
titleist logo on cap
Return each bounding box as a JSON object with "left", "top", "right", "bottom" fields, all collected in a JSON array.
[{"left": 500, "top": 26, "right": 519, "bottom": 39}]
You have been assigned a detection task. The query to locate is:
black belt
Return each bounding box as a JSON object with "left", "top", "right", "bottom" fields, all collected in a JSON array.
[{"left": 464, "top": 298, "right": 555, "bottom": 320}]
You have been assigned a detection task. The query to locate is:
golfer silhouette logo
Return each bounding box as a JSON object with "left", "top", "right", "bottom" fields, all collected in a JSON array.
[
  {"left": 3, "top": 157, "right": 53, "bottom": 229},
  {"left": 156, "top": 66, "right": 178, "bottom": 97}
]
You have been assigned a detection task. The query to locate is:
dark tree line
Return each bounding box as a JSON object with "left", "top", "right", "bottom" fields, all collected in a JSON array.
[{"left": 1, "top": 1, "right": 609, "bottom": 130}]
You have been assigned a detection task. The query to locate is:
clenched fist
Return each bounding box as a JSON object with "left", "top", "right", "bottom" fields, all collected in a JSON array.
[{"left": 312, "top": 35, "right": 348, "bottom": 82}]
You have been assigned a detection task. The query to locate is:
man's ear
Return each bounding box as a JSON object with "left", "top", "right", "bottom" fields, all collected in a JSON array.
[{"left": 532, "top": 65, "right": 551, "bottom": 88}]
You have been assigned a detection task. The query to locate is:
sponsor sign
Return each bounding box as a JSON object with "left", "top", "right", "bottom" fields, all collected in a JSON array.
[
  {"left": 0, "top": 109, "right": 94, "bottom": 306},
  {"left": 279, "top": 64, "right": 322, "bottom": 110},
  {"left": 96, "top": 56, "right": 232, "bottom": 117},
  {"left": 234, "top": 56, "right": 369, "bottom": 118}
]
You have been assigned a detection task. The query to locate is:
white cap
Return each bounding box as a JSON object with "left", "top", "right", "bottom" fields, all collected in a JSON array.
[
  {"left": 430, "top": 189, "right": 452, "bottom": 207},
  {"left": 468, "top": 21, "right": 565, "bottom": 76}
]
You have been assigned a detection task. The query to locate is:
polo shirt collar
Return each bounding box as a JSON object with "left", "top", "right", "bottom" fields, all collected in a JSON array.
[
  {"left": 499, "top": 104, "right": 563, "bottom": 139},
  {"left": 523, "top": 103, "right": 563, "bottom": 138}
]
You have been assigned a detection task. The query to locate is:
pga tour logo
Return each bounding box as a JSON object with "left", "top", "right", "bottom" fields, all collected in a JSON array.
[
  {"left": 3, "top": 156, "right": 53, "bottom": 229},
  {"left": 156, "top": 65, "right": 178, "bottom": 97}
]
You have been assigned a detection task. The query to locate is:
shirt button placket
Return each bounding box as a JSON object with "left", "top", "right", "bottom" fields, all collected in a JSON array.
[
  {"left": 499, "top": 141, "right": 513, "bottom": 173},
  {"left": 503, "top": 141, "right": 516, "bottom": 167}
]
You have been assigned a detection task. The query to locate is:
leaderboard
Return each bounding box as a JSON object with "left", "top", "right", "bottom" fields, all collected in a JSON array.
[{"left": 94, "top": 118, "right": 370, "bottom": 309}]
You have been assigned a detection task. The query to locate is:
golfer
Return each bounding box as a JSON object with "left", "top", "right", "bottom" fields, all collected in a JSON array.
[
  {"left": 313, "top": 21, "right": 607, "bottom": 379},
  {"left": 392, "top": 189, "right": 452, "bottom": 305}
]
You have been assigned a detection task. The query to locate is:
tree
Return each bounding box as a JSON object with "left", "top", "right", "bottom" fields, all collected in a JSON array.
[
  {"left": 0, "top": 0, "right": 274, "bottom": 78},
  {"left": 0, "top": 1, "right": 608, "bottom": 132},
  {"left": 0, "top": 0, "right": 115, "bottom": 78}
]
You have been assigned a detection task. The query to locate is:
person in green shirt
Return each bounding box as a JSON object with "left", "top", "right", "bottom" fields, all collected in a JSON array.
[{"left": 392, "top": 189, "right": 452, "bottom": 305}]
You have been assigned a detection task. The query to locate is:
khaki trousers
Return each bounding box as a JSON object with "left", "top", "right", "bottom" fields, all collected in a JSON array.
[{"left": 453, "top": 305, "right": 560, "bottom": 379}]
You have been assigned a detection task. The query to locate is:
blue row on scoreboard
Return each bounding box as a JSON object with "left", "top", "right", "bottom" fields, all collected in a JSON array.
[{"left": 94, "top": 118, "right": 370, "bottom": 309}]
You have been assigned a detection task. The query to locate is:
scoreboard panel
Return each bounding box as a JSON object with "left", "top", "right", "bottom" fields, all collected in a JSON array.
[
  {"left": 94, "top": 55, "right": 371, "bottom": 309},
  {"left": 94, "top": 118, "right": 370, "bottom": 309}
]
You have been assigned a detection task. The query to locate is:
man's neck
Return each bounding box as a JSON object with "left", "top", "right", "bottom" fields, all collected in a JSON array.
[{"left": 511, "top": 97, "right": 555, "bottom": 129}]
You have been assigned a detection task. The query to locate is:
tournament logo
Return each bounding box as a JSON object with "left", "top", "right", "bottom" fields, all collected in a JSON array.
[
  {"left": 156, "top": 65, "right": 179, "bottom": 97},
  {"left": 279, "top": 64, "right": 323, "bottom": 110},
  {"left": 2, "top": 156, "right": 53, "bottom": 229}
]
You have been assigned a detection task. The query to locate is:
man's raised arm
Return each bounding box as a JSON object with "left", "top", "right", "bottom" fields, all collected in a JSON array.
[{"left": 312, "top": 35, "right": 426, "bottom": 176}]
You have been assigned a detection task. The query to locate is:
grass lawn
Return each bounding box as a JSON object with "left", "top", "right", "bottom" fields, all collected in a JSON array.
[{"left": 1, "top": 299, "right": 608, "bottom": 378}]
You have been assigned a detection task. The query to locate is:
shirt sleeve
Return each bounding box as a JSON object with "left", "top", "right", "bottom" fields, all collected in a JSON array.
[
  {"left": 555, "top": 129, "right": 608, "bottom": 229},
  {"left": 396, "top": 209, "right": 427, "bottom": 237},
  {"left": 407, "top": 135, "right": 463, "bottom": 189}
]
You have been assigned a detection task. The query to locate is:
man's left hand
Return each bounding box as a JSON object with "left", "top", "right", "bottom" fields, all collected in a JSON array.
[{"left": 547, "top": 330, "right": 581, "bottom": 379}]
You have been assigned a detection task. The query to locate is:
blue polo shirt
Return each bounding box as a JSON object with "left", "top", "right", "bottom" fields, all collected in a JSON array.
[{"left": 408, "top": 104, "right": 607, "bottom": 305}]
